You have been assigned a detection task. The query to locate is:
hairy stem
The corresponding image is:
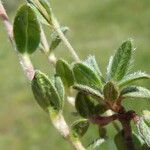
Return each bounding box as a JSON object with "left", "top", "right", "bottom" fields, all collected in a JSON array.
[
  {"left": 0, "top": 1, "right": 34, "bottom": 81},
  {"left": 49, "top": 110, "right": 85, "bottom": 150},
  {"left": 52, "top": 17, "right": 80, "bottom": 62}
]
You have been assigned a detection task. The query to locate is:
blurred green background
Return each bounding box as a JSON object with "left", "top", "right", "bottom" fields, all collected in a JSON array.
[{"left": 0, "top": 0, "right": 150, "bottom": 149}]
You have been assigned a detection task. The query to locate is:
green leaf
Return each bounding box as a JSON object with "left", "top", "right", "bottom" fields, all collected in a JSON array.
[
  {"left": 54, "top": 75, "right": 65, "bottom": 107},
  {"left": 121, "top": 86, "right": 150, "bottom": 99},
  {"left": 83, "top": 55, "right": 103, "bottom": 80},
  {"left": 13, "top": 4, "right": 40, "bottom": 54},
  {"left": 114, "top": 131, "right": 145, "bottom": 150},
  {"left": 75, "top": 92, "right": 99, "bottom": 118},
  {"left": 103, "top": 82, "right": 119, "bottom": 101},
  {"left": 27, "top": 0, "right": 52, "bottom": 24},
  {"left": 99, "top": 126, "right": 107, "bottom": 138},
  {"left": 73, "top": 84, "right": 104, "bottom": 101},
  {"left": 50, "top": 27, "right": 69, "bottom": 51},
  {"left": 143, "top": 110, "right": 150, "bottom": 127},
  {"left": 136, "top": 118, "right": 150, "bottom": 147},
  {"left": 31, "top": 70, "right": 62, "bottom": 112},
  {"left": 71, "top": 119, "right": 89, "bottom": 139},
  {"left": 87, "top": 138, "right": 106, "bottom": 150},
  {"left": 73, "top": 63, "right": 103, "bottom": 90},
  {"left": 109, "top": 39, "right": 133, "bottom": 81},
  {"left": 118, "top": 72, "right": 150, "bottom": 87},
  {"left": 56, "top": 59, "right": 74, "bottom": 88}
]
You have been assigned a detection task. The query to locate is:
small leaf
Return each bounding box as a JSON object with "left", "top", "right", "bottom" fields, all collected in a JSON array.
[
  {"left": 31, "top": 70, "right": 62, "bottom": 112},
  {"left": 143, "top": 110, "right": 150, "bottom": 127},
  {"left": 13, "top": 4, "right": 40, "bottom": 54},
  {"left": 87, "top": 138, "right": 106, "bottom": 150},
  {"left": 75, "top": 92, "right": 99, "bottom": 118},
  {"left": 136, "top": 118, "right": 150, "bottom": 147},
  {"left": 54, "top": 75, "right": 65, "bottom": 107},
  {"left": 118, "top": 72, "right": 150, "bottom": 87},
  {"left": 73, "top": 84, "right": 104, "bottom": 101},
  {"left": 50, "top": 27, "right": 69, "bottom": 51},
  {"left": 56, "top": 59, "right": 74, "bottom": 88},
  {"left": 71, "top": 119, "right": 89, "bottom": 139},
  {"left": 121, "top": 86, "right": 150, "bottom": 99},
  {"left": 73, "top": 63, "right": 103, "bottom": 90},
  {"left": 103, "top": 82, "right": 119, "bottom": 101},
  {"left": 114, "top": 130, "right": 145, "bottom": 150},
  {"left": 109, "top": 39, "right": 133, "bottom": 81},
  {"left": 106, "top": 56, "right": 113, "bottom": 81},
  {"left": 27, "top": 0, "right": 52, "bottom": 24},
  {"left": 83, "top": 55, "right": 103, "bottom": 80}
]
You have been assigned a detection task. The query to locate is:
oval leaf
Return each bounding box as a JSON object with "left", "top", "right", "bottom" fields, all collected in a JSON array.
[
  {"left": 71, "top": 119, "right": 89, "bottom": 139},
  {"left": 109, "top": 39, "right": 133, "bottom": 81},
  {"left": 103, "top": 82, "right": 119, "bottom": 101},
  {"left": 31, "top": 70, "right": 62, "bottom": 112},
  {"left": 121, "top": 86, "right": 150, "bottom": 100},
  {"left": 13, "top": 4, "right": 40, "bottom": 54},
  {"left": 118, "top": 72, "right": 150, "bottom": 87},
  {"left": 56, "top": 59, "right": 74, "bottom": 88},
  {"left": 73, "top": 63, "right": 103, "bottom": 90}
]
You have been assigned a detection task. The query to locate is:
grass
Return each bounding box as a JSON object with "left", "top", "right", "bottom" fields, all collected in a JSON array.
[{"left": 0, "top": 0, "right": 150, "bottom": 149}]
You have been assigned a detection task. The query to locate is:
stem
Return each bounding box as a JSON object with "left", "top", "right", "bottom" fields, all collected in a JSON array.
[
  {"left": 0, "top": 1, "right": 35, "bottom": 81},
  {"left": 118, "top": 110, "right": 136, "bottom": 150},
  {"left": 52, "top": 17, "right": 80, "bottom": 62},
  {"left": 106, "top": 110, "right": 120, "bottom": 132},
  {"left": 49, "top": 111, "right": 85, "bottom": 150}
]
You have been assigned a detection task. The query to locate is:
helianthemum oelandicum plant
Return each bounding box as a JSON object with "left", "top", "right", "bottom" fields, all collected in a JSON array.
[{"left": 0, "top": 0, "right": 150, "bottom": 150}]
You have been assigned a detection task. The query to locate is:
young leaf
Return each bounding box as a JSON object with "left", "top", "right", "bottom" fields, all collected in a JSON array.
[
  {"left": 73, "top": 84, "right": 104, "bottom": 101},
  {"left": 50, "top": 27, "right": 69, "bottom": 51},
  {"left": 83, "top": 55, "right": 103, "bottom": 79},
  {"left": 118, "top": 72, "right": 150, "bottom": 87},
  {"left": 136, "top": 118, "right": 150, "bottom": 147},
  {"left": 106, "top": 56, "right": 113, "bottom": 81},
  {"left": 31, "top": 70, "right": 62, "bottom": 112},
  {"left": 143, "top": 110, "right": 150, "bottom": 127},
  {"left": 114, "top": 130, "right": 145, "bottom": 150},
  {"left": 56, "top": 59, "right": 74, "bottom": 88},
  {"left": 75, "top": 92, "right": 99, "bottom": 118},
  {"left": 73, "top": 63, "right": 103, "bottom": 90},
  {"left": 13, "top": 4, "right": 40, "bottom": 54},
  {"left": 121, "top": 86, "right": 150, "bottom": 99},
  {"left": 71, "top": 119, "right": 89, "bottom": 139},
  {"left": 109, "top": 39, "right": 133, "bottom": 81},
  {"left": 27, "top": 0, "right": 52, "bottom": 25},
  {"left": 54, "top": 75, "right": 65, "bottom": 107},
  {"left": 103, "top": 82, "right": 119, "bottom": 101}
]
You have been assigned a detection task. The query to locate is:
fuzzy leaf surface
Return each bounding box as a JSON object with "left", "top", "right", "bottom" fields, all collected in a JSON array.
[
  {"left": 71, "top": 119, "right": 89, "bottom": 139},
  {"left": 13, "top": 4, "right": 40, "bottom": 54},
  {"left": 73, "top": 63, "right": 103, "bottom": 90},
  {"left": 56, "top": 59, "right": 74, "bottom": 88},
  {"left": 109, "top": 39, "right": 133, "bottom": 81},
  {"left": 121, "top": 86, "right": 150, "bottom": 99},
  {"left": 118, "top": 72, "right": 150, "bottom": 87},
  {"left": 50, "top": 27, "right": 69, "bottom": 51},
  {"left": 31, "top": 70, "right": 62, "bottom": 112}
]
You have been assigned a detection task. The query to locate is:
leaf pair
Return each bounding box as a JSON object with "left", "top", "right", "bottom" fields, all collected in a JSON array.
[{"left": 31, "top": 70, "right": 64, "bottom": 113}]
